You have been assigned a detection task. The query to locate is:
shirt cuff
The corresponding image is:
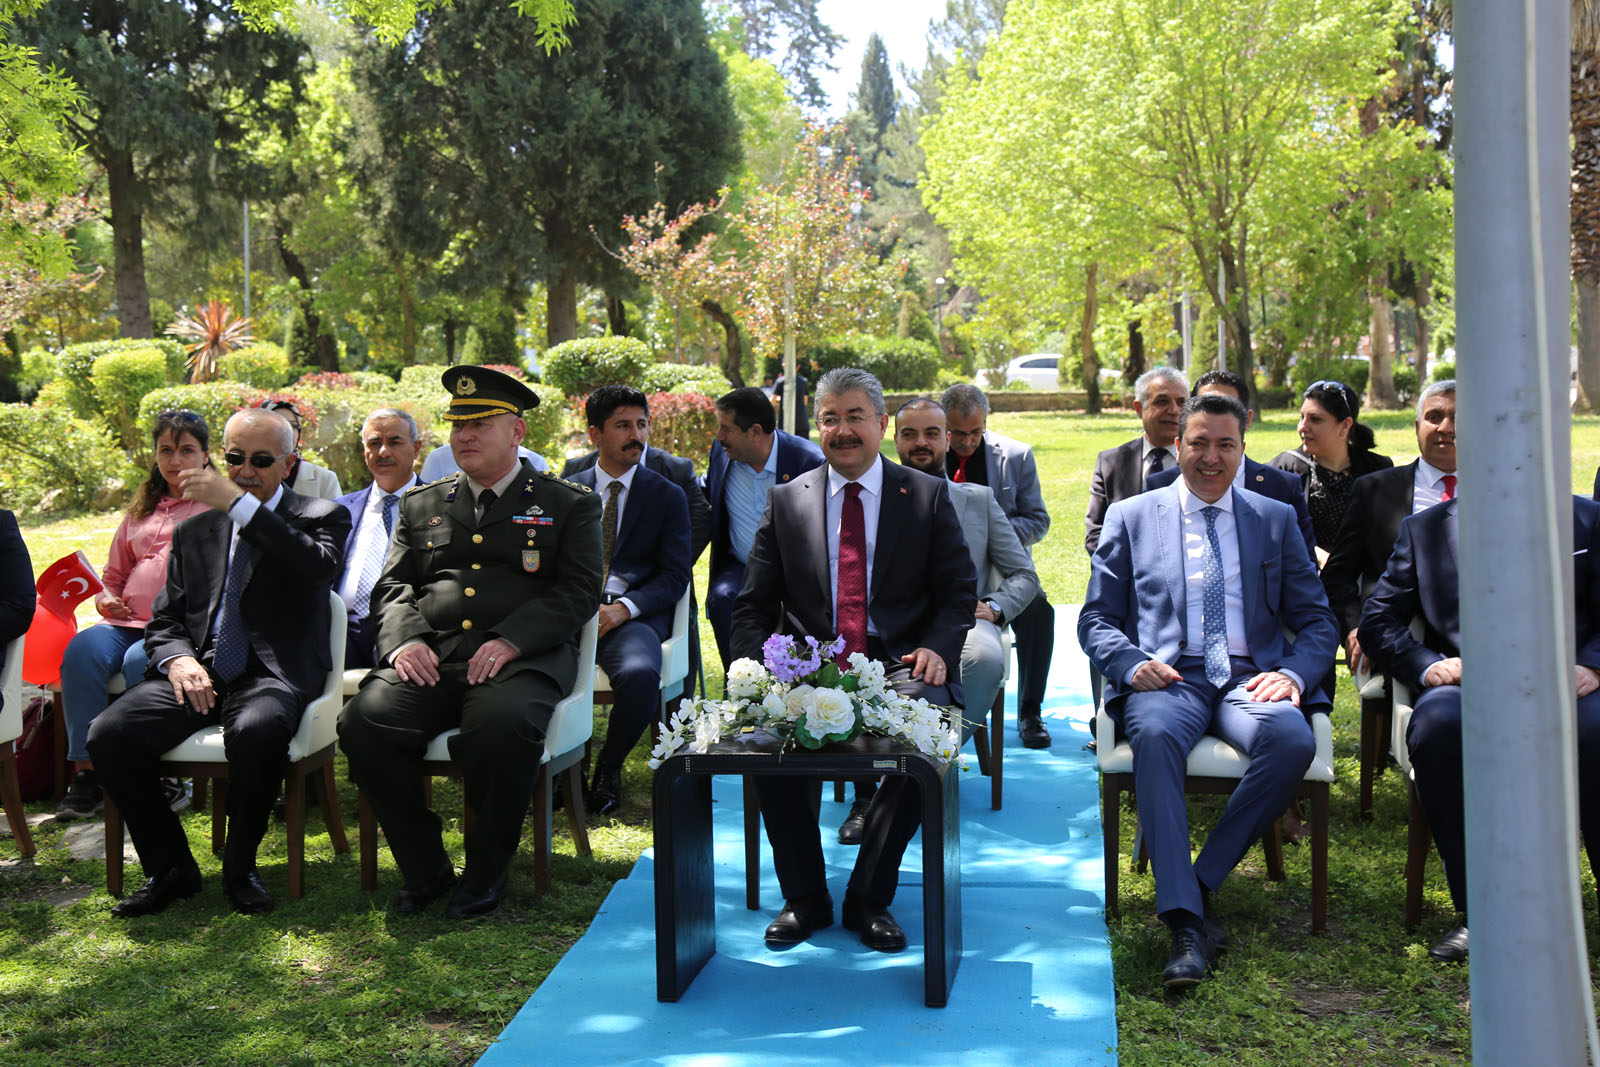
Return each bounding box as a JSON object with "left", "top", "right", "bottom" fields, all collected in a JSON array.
[
  {"left": 619, "top": 597, "right": 641, "bottom": 620},
  {"left": 157, "top": 655, "right": 182, "bottom": 675},
  {"left": 1279, "top": 668, "right": 1306, "bottom": 693},
  {"left": 389, "top": 638, "right": 423, "bottom": 665},
  {"left": 229, "top": 492, "right": 260, "bottom": 527}
]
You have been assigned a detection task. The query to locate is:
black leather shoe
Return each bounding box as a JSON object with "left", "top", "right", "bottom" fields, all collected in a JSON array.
[
  {"left": 445, "top": 872, "right": 508, "bottom": 920},
  {"left": 394, "top": 864, "right": 457, "bottom": 914},
  {"left": 588, "top": 766, "right": 622, "bottom": 816},
  {"left": 1162, "top": 927, "right": 1217, "bottom": 989},
  {"left": 1018, "top": 713, "right": 1052, "bottom": 749},
  {"left": 1201, "top": 896, "right": 1229, "bottom": 952},
  {"left": 842, "top": 897, "right": 907, "bottom": 952},
  {"left": 763, "top": 894, "right": 833, "bottom": 946},
  {"left": 224, "top": 869, "right": 275, "bottom": 915},
  {"left": 110, "top": 863, "right": 202, "bottom": 918},
  {"left": 1428, "top": 924, "right": 1469, "bottom": 963},
  {"left": 836, "top": 800, "right": 870, "bottom": 844}
]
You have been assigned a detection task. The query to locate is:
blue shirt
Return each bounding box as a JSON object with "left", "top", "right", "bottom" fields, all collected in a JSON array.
[{"left": 726, "top": 439, "right": 781, "bottom": 564}]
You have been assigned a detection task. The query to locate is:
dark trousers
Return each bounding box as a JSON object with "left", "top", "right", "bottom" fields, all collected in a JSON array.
[
  {"left": 338, "top": 663, "right": 563, "bottom": 892},
  {"left": 594, "top": 620, "right": 663, "bottom": 772},
  {"left": 707, "top": 561, "right": 745, "bottom": 670},
  {"left": 1409, "top": 684, "right": 1600, "bottom": 914},
  {"left": 87, "top": 666, "right": 304, "bottom": 880},
  {"left": 1011, "top": 588, "right": 1055, "bottom": 717},
  {"left": 1112, "top": 656, "right": 1315, "bottom": 922},
  {"left": 754, "top": 663, "right": 950, "bottom": 908},
  {"left": 344, "top": 614, "right": 377, "bottom": 670}
]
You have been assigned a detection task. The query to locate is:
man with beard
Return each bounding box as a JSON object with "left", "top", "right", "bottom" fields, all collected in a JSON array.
[{"left": 335, "top": 409, "right": 424, "bottom": 668}]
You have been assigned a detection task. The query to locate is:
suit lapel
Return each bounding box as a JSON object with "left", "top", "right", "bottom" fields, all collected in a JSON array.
[
  {"left": 871, "top": 464, "right": 908, "bottom": 595},
  {"left": 616, "top": 470, "right": 646, "bottom": 547},
  {"left": 796, "top": 465, "right": 832, "bottom": 612},
  {"left": 1234, "top": 489, "right": 1262, "bottom": 615},
  {"left": 1444, "top": 499, "right": 1459, "bottom": 573},
  {"left": 1154, "top": 489, "right": 1184, "bottom": 621}
]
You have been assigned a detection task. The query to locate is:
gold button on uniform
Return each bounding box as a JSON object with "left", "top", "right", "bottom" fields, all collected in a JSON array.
[
  {"left": 465, "top": 588, "right": 476, "bottom": 597},
  {"left": 471, "top": 563, "right": 481, "bottom": 570},
  {"left": 472, "top": 533, "right": 484, "bottom": 544},
  {"left": 462, "top": 619, "right": 473, "bottom": 630}
]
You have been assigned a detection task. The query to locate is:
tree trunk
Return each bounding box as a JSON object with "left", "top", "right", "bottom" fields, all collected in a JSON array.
[
  {"left": 275, "top": 220, "right": 338, "bottom": 370},
  {"left": 1367, "top": 270, "right": 1402, "bottom": 409},
  {"left": 701, "top": 299, "right": 745, "bottom": 387},
  {"left": 1579, "top": 278, "right": 1600, "bottom": 413},
  {"left": 1572, "top": 49, "right": 1600, "bottom": 412},
  {"left": 606, "top": 293, "right": 629, "bottom": 337},
  {"left": 1124, "top": 318, "right": 1145, "bottom": 385},
  {"left": 1080, "top": 262, "right": 1101, "bottom": 415},
  {"left": 1414, "top": 265, "right": 1431, "bottom": 384},
  {"left": 443, "top": 317, "right": 458, "bottom": 365},
  {"left": 1218, "top": 243, "right": 1253, "bottom": 383},
  {"left": 547, "top": 264, "right": 578, "bottom": 346},
  {"left": 394, "top": 257, "right": 417, "bottom": 365},
  {"left": 107, "top": 149, "right": 152, "bottom": 339}
]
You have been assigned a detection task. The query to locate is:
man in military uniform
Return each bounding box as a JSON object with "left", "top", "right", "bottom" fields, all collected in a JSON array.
[{"left": 339, "top": 366, "right": 603, "bottom": 919}]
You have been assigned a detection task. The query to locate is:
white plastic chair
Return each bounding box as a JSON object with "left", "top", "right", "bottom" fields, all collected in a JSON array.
[
  {"left": 595, "top": 586, "right": 692, "bottom": 730},
  {"left": 1, "top": 635, "right": 34, "bottom": 856},
  {"left": 104, "top": 590, "right": 351, "bottom": 900}
]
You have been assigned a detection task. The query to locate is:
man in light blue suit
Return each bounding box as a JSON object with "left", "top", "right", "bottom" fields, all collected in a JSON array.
[{"left": 1079, "top": 393, "right": 1338, "bottom": 990}]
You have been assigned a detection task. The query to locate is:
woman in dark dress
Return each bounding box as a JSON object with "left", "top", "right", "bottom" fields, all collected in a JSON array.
[{"left": 1272, "top": 379, "right": 1393, "bottom": 557}]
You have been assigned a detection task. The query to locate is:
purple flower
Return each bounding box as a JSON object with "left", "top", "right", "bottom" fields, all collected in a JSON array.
[{"left": 763, "top": 633, "right": 809, "bottom": 682}]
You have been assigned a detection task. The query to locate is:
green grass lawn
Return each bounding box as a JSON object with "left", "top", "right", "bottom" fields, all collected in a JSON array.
[{"left": 3, "top": 407, "right": 1599, "bottom": 1064}]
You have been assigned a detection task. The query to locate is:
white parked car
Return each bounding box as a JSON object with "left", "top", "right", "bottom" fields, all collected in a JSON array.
[{"left": 982, "top": 353, "right": 1062, "bottom": 390}]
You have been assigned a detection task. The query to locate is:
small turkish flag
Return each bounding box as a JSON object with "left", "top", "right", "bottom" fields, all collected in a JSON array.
[{"left": 35, "top": 551, "right": 103, "bottom": 622}]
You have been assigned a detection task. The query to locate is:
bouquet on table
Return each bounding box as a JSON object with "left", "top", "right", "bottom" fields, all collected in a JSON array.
[{"left": 648, "top": 633, "right": 965, "bottom": 769}]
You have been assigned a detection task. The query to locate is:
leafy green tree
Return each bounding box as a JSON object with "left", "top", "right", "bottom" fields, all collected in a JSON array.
[
  {"left": 854, "top": 33, "right": 895, "bottom": 142},
  {"left": 723, "top": 0, "right": 842, "bottom": 109}
]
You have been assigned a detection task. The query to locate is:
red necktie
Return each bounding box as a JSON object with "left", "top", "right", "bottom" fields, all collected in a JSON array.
[
  {"left": 836, "top": 482, "right": 868, "bottom": 664},
  {"left": 953, "top": 453, "right": 970, "bottom": 483},
  {"left": 1441, "top": 474, "right": 1456, "bottom": 501}
]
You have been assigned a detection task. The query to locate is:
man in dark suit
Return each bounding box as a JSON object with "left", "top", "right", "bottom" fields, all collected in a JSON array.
[
  {"left": 1079, "top": 393, "right": 1337, "bottom": 988},
  {"left": 940, "top": 382, "right": 1055, "bottom": 748},
  {"left": 1322, "top": 379, "right": 1456, "bottom": 672},
  {"left": 706, "top": 387, "right": 824, "bottom": 669},
  {"left": 339, "top": 367, "right": 602, "bottom": 919},
  {"left": 336, "top": 408, "right": 424, "bottom": 668},
  {"left": 88, "top": 409, "right": 351, "bottom": 917},
  {"left": 567, "top": 385, "right": 692, "bottom": 814},
  {"left": 562, "top": 425, "right": 710, "bottom": 563},
  {"left": 1358, "top": 493, "right": 1600, "bottom": 964},
  {"left": 734, "top": 367, "right": 976, "bottom": 953},
  {"left": 1085, "top": 366, "right": 1190, "bottom": 554},
  {"left": 1146, "top": 370, "right": 1316, "bottom": 560},
  {"left": 0, "top": 510, "right": 32, "bottom": 697}
]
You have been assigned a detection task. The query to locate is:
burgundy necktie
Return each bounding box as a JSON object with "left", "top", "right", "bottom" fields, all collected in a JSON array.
[
  {"left": 1441, "top": 474, "right": 1456, "bottom": 502},
  {"left": 837, "top": 482, "right": 868, "bottom": 664}
]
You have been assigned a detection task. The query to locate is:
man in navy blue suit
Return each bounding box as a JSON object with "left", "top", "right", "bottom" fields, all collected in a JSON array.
[
  {"left": 1079, "top": 393, "right": 1337, "bottom": 989},
  {"left": 568, "top": 386, "right": 692, "bottom": 815},
  {"left": 1146, "top": 370, "right": 1316, "bottom": 560},
  {"left": 335, "top": 409, "right": 424, "bottom": 668},
  {"left": 1359, "top": 494, "right": 1600, "bottom": 964},
  {"left": 705, "top": 387, "right": 824, "bottom": 668}
]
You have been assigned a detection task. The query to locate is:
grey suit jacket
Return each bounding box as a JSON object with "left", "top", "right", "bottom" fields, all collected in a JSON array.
[
  {"left": 949, "top": 480, "right": 1040, "bottom": 621},
  {"left": 980, "top": 430, "right": 1050, "bottom": 551}
]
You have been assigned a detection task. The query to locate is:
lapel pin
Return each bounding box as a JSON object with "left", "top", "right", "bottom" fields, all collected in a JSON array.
[
  {"left": 1254, "top": 474, "right": 1264, "bottom": 482},
  {"left": 900, "top": 487, "right": 908, "bottom": 495}
]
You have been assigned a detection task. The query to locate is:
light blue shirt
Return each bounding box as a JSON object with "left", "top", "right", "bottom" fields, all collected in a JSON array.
[
  {"left": 726, "top": 439, "right": 780, "bottom": 564},
  {"left": 421, "top": 443, "right": 547, "bottom": 481}
]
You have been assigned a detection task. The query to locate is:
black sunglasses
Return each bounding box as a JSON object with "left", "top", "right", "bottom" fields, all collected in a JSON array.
[
  {"left": 224, "top": 449, "right": 291, "bottom": 469},
  {"left": 1305, "top": 379, "right": 1355, "bottom": 417}
]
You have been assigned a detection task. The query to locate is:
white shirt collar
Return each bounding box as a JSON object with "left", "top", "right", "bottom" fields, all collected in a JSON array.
[
  {"left": 827, "top": 454, "right": 884, "bottom": 498},
  {"left": 1416, "top": 456, "right": 1454, "bottom": 487},
  {"left": 594, "top": 460, "right": 639, "bottom": 497},
  {"left": 260, "top": 483, "right": 285, "bottom": 513},
  {"left": 1176, "top": 475, "right": 1233, "bottom": 516}
]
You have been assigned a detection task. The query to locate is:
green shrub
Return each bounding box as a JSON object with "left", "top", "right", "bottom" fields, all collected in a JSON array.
[
  {"left": 0, "top": 403, "right": 127, "bottom": 511},
  {"left": 808, "top": 334, "right": 940, "bottom": 391},
  {"left": 541, "top": 337, "right": 653, "bottom": 395},
  {"left": 934, "top": 367, "right": 969, "bottom": 391},
  {"left": 93, "top": 347, "right": 170, "bottom": 449},
  {"left": 18, "top": 349, "right": 53, "bottom": 402},
  {"left": 669, "top": 377, "right": 733, "bottom": 398},
  {"left": 646, "top": 391, "right": 715, "bottom": 470},
  {"left": 136, "top": 382, "right": 260, "bottom": 447},
  {"left": 524, "top": 384, "right": 566, "bottom": 459},
  {"left": 1289, "top": 355, "right": 1369, "bottom": 396},
  {"left": 220, "top": 342, "right": 291, "bottom": 388},
  {"left": 369, "top": 358, "right": 404, "bottom": 382},
  {"left": 1391, "top": 366, "right": 1419, "bottom": 405},
  {"left": 1430, "top": 361, "right": 1455, "bottom": 383},
  {"left": 642, "top": 361, "right": 724, "bottom": 393}
]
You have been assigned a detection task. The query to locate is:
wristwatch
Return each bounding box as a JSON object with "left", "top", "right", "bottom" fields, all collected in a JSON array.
[{"left": 987, "top": 601, "right": 1004, "bottom": 626}]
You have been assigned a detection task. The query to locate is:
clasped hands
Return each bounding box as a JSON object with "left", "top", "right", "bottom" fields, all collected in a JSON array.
[
  {"left": 1129, "top": 659, "right": 1301, "bottom": 705},
  {"left": 393, "top": 637, "right": 519, "bottom": 687},
  {"left": 1423, "top": 657, "right": 1600, "bottom": 698}
]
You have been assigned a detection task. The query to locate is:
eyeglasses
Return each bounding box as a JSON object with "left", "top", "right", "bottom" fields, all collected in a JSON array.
[
  {"left": 817, "top": 413, "right": 878, "bottom": 430},
  {"left": 946, "top": 428, "right": 985, "bottom": 443},
  {"left": 224, "top": 450, "right": 292, "bottom": 469},
  {"left": 1305, "top": 380, "right": 1355, "bottom": 417}
]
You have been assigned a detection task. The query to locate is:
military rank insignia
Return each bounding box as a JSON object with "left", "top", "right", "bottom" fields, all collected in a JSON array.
[{"left": 522, "top": 550, "right": 540, "bottom": 572}]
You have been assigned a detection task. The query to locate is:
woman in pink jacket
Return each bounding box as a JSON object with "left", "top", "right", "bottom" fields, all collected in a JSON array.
[{"left": 57, "top": 410, "right": 212, "bottom": 819}]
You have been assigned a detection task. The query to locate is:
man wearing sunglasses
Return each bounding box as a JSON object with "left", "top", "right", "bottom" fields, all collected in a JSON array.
[{"left": 88, "top": 409, "right": 351, "bottom": 917}]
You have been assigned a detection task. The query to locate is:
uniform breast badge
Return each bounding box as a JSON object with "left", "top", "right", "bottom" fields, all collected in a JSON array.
[{"left": 522, "top": 550, "right": 541, "bottom": 572}]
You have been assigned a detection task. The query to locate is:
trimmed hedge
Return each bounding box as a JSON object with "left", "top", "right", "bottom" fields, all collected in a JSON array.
[
  {"left": 0, "top": 403, "right": 128, "bottom": 511},
  {"left": 641, "top": 361, "right": 729, "bottom": 395},
  {"left": 219, "top": 342, "right": 292, "bottom": 389},
  {"left": 541, "top": 337, "right": 653, "bottom": 395},
  {"left": 135, "top": 382, "right": 261, "bottom": 446},
  {"left": 646, "top": 391, "right": 716, "bottom": 469},
  {"left": 92, "top": 347, "right": 170, "bottom": 449},
  {"left": 807, "top": 334, "right": 940, "bottom": 390}
]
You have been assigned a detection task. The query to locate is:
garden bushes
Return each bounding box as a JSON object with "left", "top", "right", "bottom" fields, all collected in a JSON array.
[
  {"left": 541, "top": 337, "right": 653, "bottom": 395},
  {"left": 219, "top": 342, "right": 292, "bottom": 388},
  {"left": 0, "top": 404, "right": 129, "bottom": 511},
  {"left": 92, "top": 347, "right": 172, "bottom": 449},
  {"left": 646, "top": 391, "right": 716, "bottom": 464},
  {"left": 808, "top": 334, "right": 940, "bottom": 390}
]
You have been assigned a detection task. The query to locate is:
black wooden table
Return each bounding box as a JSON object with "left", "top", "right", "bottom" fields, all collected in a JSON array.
[{"left": 651, "top": 732, "right": 961, "bottom": 1008}]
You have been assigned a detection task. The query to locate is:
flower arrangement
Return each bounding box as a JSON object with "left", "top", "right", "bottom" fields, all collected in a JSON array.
[{"left": 648, "top": 633, "right": 966, "bottom": 769}]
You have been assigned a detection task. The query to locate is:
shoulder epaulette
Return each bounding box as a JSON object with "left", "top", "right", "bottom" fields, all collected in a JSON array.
[
  {"left": 404, "top": 476, "right": 454, "bottom": 497},
  {"left": 539, "top": 470, "right": 592, "bottom": 494}
]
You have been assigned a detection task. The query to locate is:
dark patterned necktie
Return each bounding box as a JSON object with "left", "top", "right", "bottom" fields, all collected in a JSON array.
[
  {"left": 213, "top": 539, "right": 251, "bottom": 682},
  {"left": 1147, "top": 448, "right": 1169, "bottom": 477},
  {"left": 1201, "top": 505, "right": 1230, "bottom": 688},
  {"left": 602, "top": 481, "right": 622, "bottom": 582},
  {"left": 381, "top": 492, "right": 398, "bottom": 534},
  {"left": 836, "top": 482, "right": 868, "bottom": 664}
]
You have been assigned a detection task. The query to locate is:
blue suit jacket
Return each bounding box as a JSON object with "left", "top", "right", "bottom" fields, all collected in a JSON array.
[
  {"left": 569, "top": 463, "right": 692, "bottom": 642},
  {"left": 335, "top": 476, "right": 424, "bottom": 596},
  {"left": 1148, "top": 456, "right": 1316, "bottom": 561},
  {"left": 1078, "top": 482, "right": 1339, "bottom": 709},
  {"left": 705, "top": 430, "right": 824, "bottom": 577}
]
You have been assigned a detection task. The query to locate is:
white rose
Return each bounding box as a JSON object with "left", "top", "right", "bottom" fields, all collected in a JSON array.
[
  {"left": 725, "top": 658, "right": 769, "bottom": 701},
  {"left": 804, "top": 687, "right": 857, "bottom": 736},
  {"left": 783, "top": 685, "right": 816, "bottom": 722},
  {"left": 760, "top": 691, "right": 790, "bottom": 724}
]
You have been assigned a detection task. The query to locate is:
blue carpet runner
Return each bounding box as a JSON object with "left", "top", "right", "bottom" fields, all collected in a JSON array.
[{"left": 480, "top": 609, "right": 1116, "bottom": 1066}]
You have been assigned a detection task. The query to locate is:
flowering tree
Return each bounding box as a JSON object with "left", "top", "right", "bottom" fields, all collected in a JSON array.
[{"left": 0, "top": 193, "right": 102, "bottom": 334}]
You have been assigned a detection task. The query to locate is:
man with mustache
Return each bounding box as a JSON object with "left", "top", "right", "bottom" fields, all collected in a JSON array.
[
  {"left": 893, "top": 397, "right": 1039, "bottom": 733},
  {"left": 566, "top": 385, "right": 693, "bottom": 815},
  {"left": 335, "top": 409, "right": 424, "bottom": 668},
  {"left": 1086, "top": 366, "right": 1190, "bottom": 554},
  {"left": 89, "top": 409, "right": 351, "bottom": 916},
  {"left": 735, "top": 367, "right": 975, "bottom": 952}
]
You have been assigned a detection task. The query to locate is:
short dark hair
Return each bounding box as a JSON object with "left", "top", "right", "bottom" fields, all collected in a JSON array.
[
  {"left": 1192, "top": 369, "right": 1252, "bottom": 411},
  {"left": 1178, "top": 393, "right": 1248, "bottom": 440},
  {"left": 585, "top": 384, "right": 649, "bottom": 428},
  {"left": 895, "top": 397, "right": 944, "bottom": 419},
  {"left": 715, "top": 386, "right": 775, "bottom": 434}
]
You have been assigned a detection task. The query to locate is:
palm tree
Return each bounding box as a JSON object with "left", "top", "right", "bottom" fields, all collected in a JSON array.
[
  {"left": 1575, "top": 2, "right": 1600, "bottom": 411},
  {"left": 165, "top": 300, "right": 253, "bottom": 383}
]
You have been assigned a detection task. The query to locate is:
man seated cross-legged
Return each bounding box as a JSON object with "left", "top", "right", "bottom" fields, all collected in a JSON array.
[{"left": 1078, "top": 392, "right": 1338, "bottom": 988}]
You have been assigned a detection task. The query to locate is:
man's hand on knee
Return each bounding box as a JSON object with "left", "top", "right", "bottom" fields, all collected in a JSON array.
[
  {"left": 467, "top": 638, "right": 518, "bottom": 686},
  {"left": 393, "top": 642, "right": 441, "bottom": 687},
  {"left": 167, "top": 656, "right": 216, "bottom": 713},
  {"left": 901, "top": 647, "right": 947, "bottom": 688},
  {"left": 1423, "top": 657, "right": 1462, "bottom": 688},
  {"left": 1244, "top": 671, "right": 1300, "bottom": 705},
  {"left": 1130, "top": 660, "right": 1181, "bottom": 691},
  {"left": 596, "top": 602, "right": 630, "bottom": 639},
  {"left": 1577, "top": 664, "right": 1599, "bottom": 698}
]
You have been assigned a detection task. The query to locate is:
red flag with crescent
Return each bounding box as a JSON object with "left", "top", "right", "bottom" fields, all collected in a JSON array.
[{"left": 35, "top": 551, "right": 103, "bottom": 622}]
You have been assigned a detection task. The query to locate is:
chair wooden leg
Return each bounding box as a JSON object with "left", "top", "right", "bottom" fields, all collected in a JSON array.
[
  {"left": 833, "top": 780, "right": 845, "bottom": 803},
  {"left": 744, "top": 776, "right": 761, "bottom": 910},
  {"left": 285, "top": 768, "right": 307, "bottom": 900},
  {"left": 0, "top": 750, "right": 36, "bottom": 857},
  {"left": 1311, "top": 784, "right": 1329, "bottom": 934},
  {"left": 192, "top": 774, "right": 207, "bottom": 813},
  {"left": 1133, "top": 816, "right": 1148, "bottom": 874},
  {"left": 532, "top": 766, "right": 552, "bottom": 897},
  {"left": 51, "top": 692, "right": 68, "bottom": 800},
  {"left": 562, "top": 764, "right": 591, "bottom": 857},
  {"left": 971, "top": 724, "right": 991, "bottom": 776},
  {"left": 105, "top": 795, "right": 124, "bottom": 897},
  {"left": 358, "top": 789, "right": 378, "bottom": 891},
  {"left": 320, "top": 761, "right": 349, "bottom": 854},
  {"left": 1262, "top": 818, "right": 1287, "bottom": 881},
  {"left": 1102, "top": 774, "right": 1120, "bottom": 918},
  {"left": 1405, "top": 780, "right": 1431, "bottom": 930},
  {"left": 990, "top": 688, "right": 1004, "bottom": 812},
  {"left": 210, "top": 778, "right": 228, "bottom": 856}
]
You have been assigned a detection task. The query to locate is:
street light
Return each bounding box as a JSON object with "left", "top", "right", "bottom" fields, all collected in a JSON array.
[{"left": 933, "top": 276, "right": 946, "bottom": 351}]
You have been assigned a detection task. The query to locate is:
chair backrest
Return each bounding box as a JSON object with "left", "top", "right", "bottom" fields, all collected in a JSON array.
[
  {"left": 546, "top": 613, "right": 600, "bottom": 759},
  {"left": 0, "top": 634, "right": 24, "bottom": 747},
  {"left": 659, "top": 586, "right": 693, "bottom": 692},
  {"left": 288, "top": 590, "right": 348, "bottom": 761}
]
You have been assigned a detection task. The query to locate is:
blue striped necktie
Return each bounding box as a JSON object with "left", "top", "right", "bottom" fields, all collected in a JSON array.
[{"left": 1201, "top": 505, "right": 1231, "bottom": 688}]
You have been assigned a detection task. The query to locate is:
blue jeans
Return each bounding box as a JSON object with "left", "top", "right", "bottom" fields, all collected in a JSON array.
[{"left": 61, "top": 624, "right": 147, "bottom": 762}]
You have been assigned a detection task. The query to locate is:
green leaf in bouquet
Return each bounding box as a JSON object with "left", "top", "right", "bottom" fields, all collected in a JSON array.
[{"left": 814, "top": 661, "right": 843, "bottom": 688}]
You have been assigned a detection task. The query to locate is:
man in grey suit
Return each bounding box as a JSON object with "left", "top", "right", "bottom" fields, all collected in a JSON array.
[
  {"left": 894, "top": 398, "right": 1039, "bottom": 730},
  {"left": 1085, "top": 366, "right": 1189, "bottom": 554},
  {"left": 941, "top": 383, "right": 1055, "bottom": 748}
]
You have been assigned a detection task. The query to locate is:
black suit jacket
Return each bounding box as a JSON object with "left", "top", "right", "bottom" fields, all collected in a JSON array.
[
  {"left": 563, "top": 446, "right": 711, "bottom": 563},
  {"left": 1085, "top": 436, "right": 1150, "bottom": 554},
  {"left": 1147, "top": 457, "right": 1317, "bottom": 560},
  {"left": 0, "top": 510, "right": 33, "bottom": 690},
  {"left": 568, "top": 463, "right": 692, "bottom": 642},
  {"left": 705, "top": 430, "right": 825, "bottom": 577},
  {"left": 731, "top": 458, "right": 977, "bottom": 703},
  {"left": 146, "top": 488, "right": 351, "bottom": 698},
  {"left": 1320, "top": 461, "right": 1418, "bottom": 635},
  {"left": 1359, "top": 496, "right": 1600, "bottom": 688}
]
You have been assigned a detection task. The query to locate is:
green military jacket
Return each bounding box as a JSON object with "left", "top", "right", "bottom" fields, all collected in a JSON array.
[{"left": 372, "top": 459, "right": 603, "bottom": 692}]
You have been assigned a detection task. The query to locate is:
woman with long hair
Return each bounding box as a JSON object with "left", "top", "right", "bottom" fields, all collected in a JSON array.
[
  {"left": 56, "top": 410, "right": 212, "bottom": 819},
  {"left": 1272, "top": 379, "right": 1394, "bottom": 556}
]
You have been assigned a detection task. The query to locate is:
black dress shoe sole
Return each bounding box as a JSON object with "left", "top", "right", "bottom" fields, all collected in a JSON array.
[
  {"left": 1162, "top": 970, "right": 1205, "bottom": 990},
  {"left": 110, "top": 870, "right": 203, "bottom": 918}
]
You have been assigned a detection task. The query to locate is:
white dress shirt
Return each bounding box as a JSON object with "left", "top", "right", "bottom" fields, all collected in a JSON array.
[
  {"left": 1412, "top": 458, "right": 1455, "bottom": 513},
  {"left": 337, "top": 482, "right": 401, "bottom": 615},
  {"left": 826, "top": 456, "right": 883, "bottom": 637},
  {"left": 1177, "top": 479, "right": 1248, "bottom": 660},
  {"left": 592, "top": 462, "right": 641, "bottom": 617}
]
